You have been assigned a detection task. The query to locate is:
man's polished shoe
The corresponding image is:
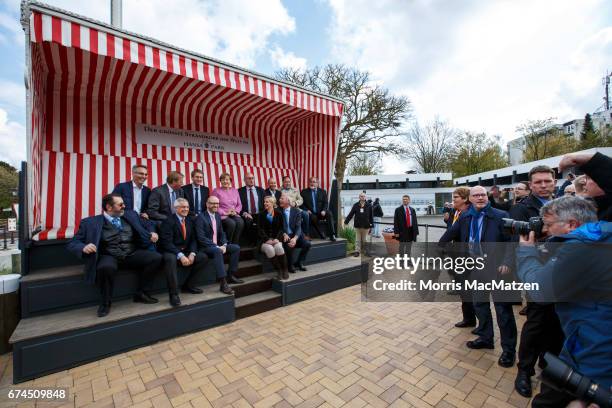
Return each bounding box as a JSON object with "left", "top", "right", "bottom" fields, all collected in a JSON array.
[
  {"left": 295, "top": 263, "right": 307, "bottom": 271},
  {"left": 454, "top": 320, "right": 477, "bottom": 328},
  {"left": 329, "top": 235, "right": 337, "bottom": 242},
  {"left": 133, "top": 292, "right": 158, "bottom": 304},
  {"left": 227, "top": 275, "right": 244, "bottom": 284},
  {"left": 220, "top": 281, "right": 234, "bottom": 295},
  {"left": 170, "top": 294, "right": 181, "bottom": 307},
  {"left": 514, "top": 370, "right": 532, "bottom": 398},
  {"left": 181, "top": 285, "right": 203, "bottom": 294},
  {"left": 498, "top": 351, "right": 516, "bottom": 368},
  {"left": 471, "top": 327, "right": 481, "bottom": 335},
  {"left": 288, "top": 266, "right": 296, "bottom": 273},
  {"left": 466, "top": 338, "right": 494, "bottom": 349},
  {"left": 97, "top": 303, "right": 111, "bottom": 317}
]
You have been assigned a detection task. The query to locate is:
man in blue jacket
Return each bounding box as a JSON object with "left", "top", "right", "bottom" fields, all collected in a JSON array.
[
  {"left": 516, "top": 195, "right": 612, "bottom": 407},
  {"left": 67, "top": 194, "right": 162, "bottom": 317},
  {"left": 112, "top": 164, "right": 151, "bottom": 217}
]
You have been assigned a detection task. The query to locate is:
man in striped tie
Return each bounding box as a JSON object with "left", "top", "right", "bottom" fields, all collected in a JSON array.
[{"left": 158, "top": 198, "right": 208, "bottom": 307}]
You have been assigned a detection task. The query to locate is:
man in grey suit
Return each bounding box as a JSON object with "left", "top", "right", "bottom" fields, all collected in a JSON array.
[
  {"left": 147, "top": 171, "right": 185, "bottom": 222},
  {"left": 279, "top": 193, "right": 311, "bottom": 273}
]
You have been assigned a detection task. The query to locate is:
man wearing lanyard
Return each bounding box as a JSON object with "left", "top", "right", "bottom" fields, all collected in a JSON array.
[
  {"left": 440, "top": 186, "right": 517, "bottom": 368},
  {"left": 182, "top": 169, "right": 210, "bottom": 218},
  {"left": 509, "top": 165, "right": 564, "bottom": 398}
]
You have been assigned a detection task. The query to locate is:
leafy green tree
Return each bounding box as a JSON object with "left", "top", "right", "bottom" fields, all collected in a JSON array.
[
  {"left": 0, "top": 161, "right": 18, "bottom": 217},
  {"left": 449, "top": 132, "right": 508, "bottom": 177}
]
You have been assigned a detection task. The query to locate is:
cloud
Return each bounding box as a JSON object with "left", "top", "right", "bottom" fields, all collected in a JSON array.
[
  {"left": 42, "top": 0, "right": 296, "bottom": 68},
  {"left": 326, "top": 0, "right": 612, "bottom": 160},
  {"left": 0, "top": 108, "right": 26, "bottom": 167},
  {"left": 269, "top": 45, "right": 307, "bottom": 71},
  {"left": 0, "top": 80, "right": 25, "bottom": 109}
]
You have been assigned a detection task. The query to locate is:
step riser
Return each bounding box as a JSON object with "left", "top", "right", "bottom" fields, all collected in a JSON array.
[
  {"left": 12, "top": 297, "right": 234, "bottom": 383},
  {"left": 21, "top": 241, "right": 346, "bottom": 317},
  {"left": 232, "top": 279, "right": 273, "bottom": 298},
  {"left": 235, "top": 297, "right": 282, "bottom": 320}
]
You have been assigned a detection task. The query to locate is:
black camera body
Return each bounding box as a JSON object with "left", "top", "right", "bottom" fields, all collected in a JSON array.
[
  {"left": 541, "top": 352, "right": 612, "bottom": 407},
  {"left": 502, "top": 216, "right": 544, "bottom": 238}
]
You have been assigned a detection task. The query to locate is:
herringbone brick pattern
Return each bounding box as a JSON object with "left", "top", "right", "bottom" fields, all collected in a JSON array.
[{"left": 0, "top": 286, "right": 532, "bottom": 407}]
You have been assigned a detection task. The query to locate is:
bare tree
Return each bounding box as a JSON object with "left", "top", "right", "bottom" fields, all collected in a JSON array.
[
  {"left": 347, "top": 152, "right": 383, "bottom": 176},
  {"left": 516, "top": 117, "right": 576, "bottom": 162},
  {"left": 276, "top": 65, "right": 411, "bottom": 229},
  {"left": 401, "top": 118, "right": 456, "bottom": 173}
]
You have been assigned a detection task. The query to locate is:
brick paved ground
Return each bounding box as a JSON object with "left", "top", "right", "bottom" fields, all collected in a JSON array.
[{"left": 0, "top": 285, "right": 533, "bottom": 407}]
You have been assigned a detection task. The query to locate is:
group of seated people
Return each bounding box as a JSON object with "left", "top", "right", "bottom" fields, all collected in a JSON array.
[{"left": 67, "top": 165, "right": 336, "bottom": 317}]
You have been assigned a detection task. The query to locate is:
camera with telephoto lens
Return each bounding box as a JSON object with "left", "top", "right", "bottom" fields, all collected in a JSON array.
[
  {"left": 541, "top": 352, "right": 612, "bottom": 407},
  {"left": 502, "top": 216, "right": 544, "bottom": 238}
]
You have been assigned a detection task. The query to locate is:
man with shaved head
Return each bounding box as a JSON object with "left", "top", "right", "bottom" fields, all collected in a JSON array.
[{"left": 439, "top": 185, "right": 517, "bottom": 368}]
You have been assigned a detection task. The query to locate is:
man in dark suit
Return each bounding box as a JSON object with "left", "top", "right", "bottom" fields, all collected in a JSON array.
[
  {"left": 112, "top": 164, "right": 151, "bottom": 218},
  {"left": 238, "top": 173, "right": 265, "bottom": 244},
  {"left": 279, "top": 193, "right": 311, "bottom": 272},
  {"left": 159, "top": 198, "right": 209, "bottom": 306},
  {"left": 66, "top": 194, "right": 162, "bottom": 317},
  {"left": 439, "top": 185, "right": 517, "bottom": 368},
  {"left": 147, "top": 171, "right": 185, "bottom": 221},
  {"left": 264, "top": 178, "right": 281, "bottom": 202},
  {"left": 300, "top": 177, "right": 336, "bottom": 241},
  {"left": 393, "top": 195, "right": 419, "bottom": 256},
  {"left": 194, "top": 195, "right": 242, "bottom": 294},
  {"left": 181, "top": 169, "right": 209, "bottom": 218}
]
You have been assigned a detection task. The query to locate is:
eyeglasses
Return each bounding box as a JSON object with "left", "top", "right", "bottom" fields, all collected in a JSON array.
[{"left": 471, "top": 193, "right": 487, "bottom": 198}]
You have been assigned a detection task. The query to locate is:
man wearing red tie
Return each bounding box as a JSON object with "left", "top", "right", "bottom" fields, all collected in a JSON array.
[{"left": 393, "top": 195, "right": 419, "bottom": 256}]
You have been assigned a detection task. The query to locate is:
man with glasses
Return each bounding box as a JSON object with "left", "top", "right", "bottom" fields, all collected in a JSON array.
[
  {"left": 513, "top": 182, "right": 530, "bottom": 204},
  {"left": 67, "top": 194, "right": 162, "bottom": 317},
  {"left": 509, "top": 165, "right": 564, "bottom": 398},
  {"left": 112, "top": 165, "right": 151, "bottom": 219}
]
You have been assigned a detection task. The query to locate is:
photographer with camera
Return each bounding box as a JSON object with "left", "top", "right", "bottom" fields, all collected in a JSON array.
[
  {"left": 510, "top": 165, "right": 565, "bottom": 398},
  {"left": 516, "top": 195, "right": 612, "bottom": 407}
]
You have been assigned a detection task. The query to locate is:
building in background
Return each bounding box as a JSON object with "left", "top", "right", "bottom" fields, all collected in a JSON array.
[{"left": 339, "top": 173, "right": 453, "bottom": 216}]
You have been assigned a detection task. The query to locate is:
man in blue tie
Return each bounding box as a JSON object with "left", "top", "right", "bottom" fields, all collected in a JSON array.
[
  {"left": 279, "top": 193, "right": 311, "bottom": 272},
  {"left": 300, "top": 177, "right": 336, "bottom": 241},
  {"left": 147, "top": 171, "right": 185, "bottom": 221},
  {"left": 67, "top": 194, "right": 162, "bottom": 317},
  {"left": 182, "top": 169, "right": 210, "bottom": 218}
]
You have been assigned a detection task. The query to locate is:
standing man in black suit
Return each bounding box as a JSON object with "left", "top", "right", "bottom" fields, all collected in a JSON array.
[
  {"left": 300, "top": 177, "right": 336, "bottom": 241},
  {"left": 66, "top": 194, "right": 162, "bottom": 317},
  {"left": 279, "top": 193, "right": 311, "bottom": 273},
  {"left": 147, "top": 171, "right": 185, "bottom": 222},
  {"left": 264, "top": 178, "right": 281, "bottom": 202},
  {"left": 182, "top": 169, "right": 209, "bottom": 218},
  {"left": 194, "top": 195, "right": 242, "bottom": 294},
  {"left": 238, "top": 173, "right": 265, "bottom": 244},
  {"left": 393, "top": 195, "right": 419, "bottom": 255},
  {"left": 112, "top": 164, "right": 151, "bottom": 219},
  {"left": 159, "top": 198, "right": 208, "bottom": 306}
]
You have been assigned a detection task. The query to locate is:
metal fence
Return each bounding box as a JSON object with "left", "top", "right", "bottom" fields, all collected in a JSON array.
[{"left": 0, "top": 219, "right": 18, "bottom": 250}]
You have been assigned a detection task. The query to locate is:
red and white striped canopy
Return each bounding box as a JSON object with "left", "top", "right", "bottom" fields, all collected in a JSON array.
[{"left": 24, "top": 2, "right": 343, "bottom": 241}]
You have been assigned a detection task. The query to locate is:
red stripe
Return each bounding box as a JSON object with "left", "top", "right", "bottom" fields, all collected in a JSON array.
[
  {"left": 85, "top": 54, "right": 97, "bottom": 154},
  {"left": 89, "top": 27, "right": 98, "bottom": 54},
  {"left": 108, "top": 59, "right": 125, "bottom": 156},
  {"left": 51, "top": 16, "right": 61, "bottom": 43},
  {"left": 107, "top": 33, "right": 115, "bottom": 58},
  {"left": 71, "top": 22, "right": 80, "bottom": 48},
  {"left": 89, "top": 154, "right": 97, "bottom": 216},
  {"left": 75, "top": 153, "right": 84, "bottom": 227},
  {"left": 120, "top": 63, "right": 138, "bottom": 156},
  {"left": 97, "top": 57, "right": 111, "bottom": 154},
  {"left": 45, "top": 152, "right": 57, "bottom": 228},
  {"left": 34, "top": 12, "right": 42, "bottom": 42},
  {"left": 58, "top": 45, "right": 68, "bottom": 153},
  {"left": 73, "top": 48, "right": 83, "bottom": 153},
  {"left": 60, "top": 152, "right": 71, "bottom": 228}
]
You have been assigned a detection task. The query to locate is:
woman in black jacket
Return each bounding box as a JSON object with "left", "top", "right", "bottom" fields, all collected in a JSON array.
[
  {"left": 257, "top": 196, "right": 288, "bottom": 279},
  {"left": 371, "top": 198, "right": 383, "bottom": 237},
  {"left": 344, "top": 192, "right": 373, "bottom": 256}
]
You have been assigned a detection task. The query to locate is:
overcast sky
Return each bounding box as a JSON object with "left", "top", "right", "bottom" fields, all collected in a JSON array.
[{"left": 0, "top": 0, "right": 610, "bottom": 173}]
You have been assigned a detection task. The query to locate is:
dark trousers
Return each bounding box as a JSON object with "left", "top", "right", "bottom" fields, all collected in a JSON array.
[
  {"left": 283, "top": 235, "right": 311, "bottom": 268},
  {"left": 242, "top": 214, "right": 258, "bottom": 244},
  {"left": 309, "top": 211, "right": 335, "bottom": 238},
  {"left": 532, "top": 383, "right": 573, "bottom": 408},
  {"left": 457, "top": 273, "right": 476, "bottom": 323},
  {"left": 473, "top": 297, "right": 517, "bottom": 353},
  {"left": 203, "top": 244, "right": 240, "bottom": 277},
  {"left": 162, "top": 251, "right": 208, "bottom": 295},
  {"left": 96, "top": 250, "right": 162, "bottom": 304},
  {"left": 517, "top": 302, "right": 564, "bottom": 376},
  {"left": 399, "top": 239, "right": 413, "bottom": 257},
  {"left": 222, "top": 215, "right": 244, "bottom": 244}
]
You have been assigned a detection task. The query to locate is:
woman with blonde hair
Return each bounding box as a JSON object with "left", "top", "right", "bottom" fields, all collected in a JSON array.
[
  {"left": 257, "top": 196, "right": 289, "bottom": 280},
  {"left": 211, "top": 173, "right": 244, "bottom": 244}
]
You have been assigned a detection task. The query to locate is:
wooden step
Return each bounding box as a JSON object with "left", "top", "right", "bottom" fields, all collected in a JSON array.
[{"left": 234, "top": 290, "right": 282, "bottom": 319}]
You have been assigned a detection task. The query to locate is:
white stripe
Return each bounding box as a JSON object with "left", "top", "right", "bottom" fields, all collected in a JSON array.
[
  {"left": 67, "top": 154, "right": 77, "bottom": 227},
  {"left": 159, "top": 50, "right": 167, "bottom": 71},
  {"left": 82, "top": 154, "right": 90, "bottom": 216},
  {"left": 53, "top": 153, "right": 64, "bottom": 228},
  {"left": 185, "top": 58, "right": 193, "bottom": 78},
  {"left": 60, "top": 19, "right": 71, "bottom": 46},
  {"left": 228, "top": 71, "right": 236, "bottom": 90},
  {"left": 145, "top": 46, "right": 153, "bottom": 67},
  {"left": 65, "top": 48, "right": 75, "bottom": 153},
  {"left": 40, "top": 152, "right": 49, "bottom": 228},
  {"left": 114, "top": 36, "right": 123, "bottom": 60},
  {"left": 208, "top": 64, "right": 215, "bottom": 84},
  {"left": 42, "top": 14, "right": 52, "bottom": 41},
  {"left": 196, "top": 61, "right": 204, "bottom": 80},
  {"left": 80, "top": 26, "right": 90, "bottom": 51},
  {"left": 98, "top": 31, "right": 107, "bottom": 56},
  {"left": 130, "top": 41, "right": 139, "bottom": 63},
  {"left": 218, "top": 67, "right": 226, "bottom": 87},
  {"left": 30, "top": 14, "right": 37, "bottom": 42},
  {"left": 172, "top": 53, "right": 180, "bottom": 74}
]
